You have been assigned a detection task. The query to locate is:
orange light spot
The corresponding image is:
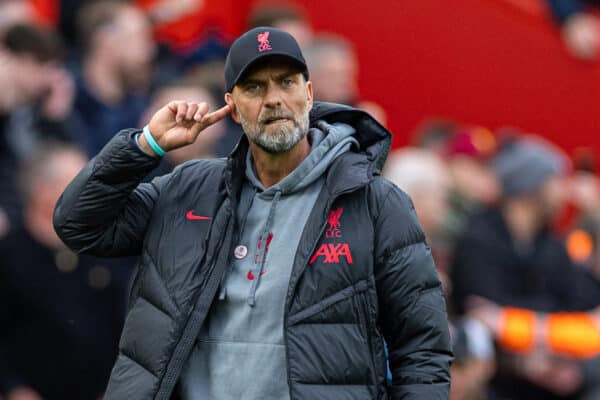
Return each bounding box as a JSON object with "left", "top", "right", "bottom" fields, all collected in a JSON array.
[{"left": 567, "top": 229, "right": 593, "bottom": 263}]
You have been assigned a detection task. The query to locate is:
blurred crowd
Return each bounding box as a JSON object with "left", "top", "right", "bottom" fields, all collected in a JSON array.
[
  {"left": 386, "top": 121, "right": 600, "bottom": 400},
  {"left": 0, "top": 0, "right": 599, "bottom": 400}
]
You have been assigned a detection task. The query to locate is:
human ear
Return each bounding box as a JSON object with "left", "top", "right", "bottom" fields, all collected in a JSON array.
[
  {"left": 224, "top": 92, "right": 240, "bottom": 124},
  {"left": 306, "top": 80, "right": 314, "bottom": 111}
]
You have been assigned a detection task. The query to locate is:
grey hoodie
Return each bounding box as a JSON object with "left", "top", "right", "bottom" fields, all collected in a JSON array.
[{"left": 179, "top": 121, "right": 358, "bottom": 400}]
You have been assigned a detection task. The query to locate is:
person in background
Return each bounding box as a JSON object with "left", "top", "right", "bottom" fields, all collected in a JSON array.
[
  {"left": 0, "top": 0, "right": 34, "bottom": 36},
  {"left": 449, "top": 318, "right": 495, "bottom": 400},
  {"left": 384, "top": 148, "right": 452, "bottom": 287},
  {"left": 469, "top": 297, "right": 600, "bottom": 399},
  {"left": 569, "top": 212, "right": 600, "bottom": 280},
  {"left": 384, "top": 148, "right": 494, "bottom": 400},
  {"left": 469, "top": 296, "right": 600, "bottom": 360},
  {"left": 72, "top": 0, "right": 156, "bottom": 157},
  {"left": 411, "top": 118, "right": 457, "bottom": 156},
  {"left": 565, "top": 151, "right": 600, "bottom": 279},
  {"left": 0, "top": 23, "right": 76, "bottom": 225},
  {"left": 304, "top": 34, "right": 387, "bottom": 125},
  {"left": 546, "top": 0, "right": 600, "bottom": 60},
  {"left": 0, "top": 144, "right": 125, "bottom": 400},
  {"left": 451, "top": 136, "right": 600, "bottom": 399},
  {"left": 443, "top": 126, "right": 500, "bottom": 245},
  {"left": 304, "top": 34, "right": 358, "bottom": 106}
]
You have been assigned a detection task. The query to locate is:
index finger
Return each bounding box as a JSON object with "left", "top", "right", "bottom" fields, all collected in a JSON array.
[{"left": 201, "top": 105, "right": 232, "bottom": 127}]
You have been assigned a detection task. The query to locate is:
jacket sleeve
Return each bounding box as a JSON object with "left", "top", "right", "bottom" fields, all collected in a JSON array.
[
  {"left": 53, "top": 129, "right": 166, "bottom": 257},
  {"left": 372, "top": 180, "right": 452, "bottom": 399}
]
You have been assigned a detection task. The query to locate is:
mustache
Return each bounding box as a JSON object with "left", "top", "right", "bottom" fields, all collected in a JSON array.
[{"left": 259, "top": 111, "right": 294, "bottom": 124}]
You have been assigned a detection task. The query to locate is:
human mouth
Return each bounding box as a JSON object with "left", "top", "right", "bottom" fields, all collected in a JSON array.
[{"left": 262, "top": 116, "right": 292, "bottom": 125}]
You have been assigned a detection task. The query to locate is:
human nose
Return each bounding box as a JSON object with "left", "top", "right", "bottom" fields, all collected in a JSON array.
[{"left": 263, "top": 83, "right": 283, "bottom": 107}]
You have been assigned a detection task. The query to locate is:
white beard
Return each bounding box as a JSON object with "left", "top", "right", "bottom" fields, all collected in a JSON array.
[{"left": 240, "top": 109, "right": 310, "bottom": 154}]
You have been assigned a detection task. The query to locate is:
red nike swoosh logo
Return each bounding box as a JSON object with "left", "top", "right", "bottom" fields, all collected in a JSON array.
[{"left": 186, "top": 211, "right": 212, "bottom": 220}]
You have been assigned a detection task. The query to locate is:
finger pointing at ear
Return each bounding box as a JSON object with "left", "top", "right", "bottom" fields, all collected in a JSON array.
[
  {"left": 141, "top": 102, "right": 231, "bottom": 156},
  {"left": 201, "top": 105, "right": 232, "bottom": 127}
]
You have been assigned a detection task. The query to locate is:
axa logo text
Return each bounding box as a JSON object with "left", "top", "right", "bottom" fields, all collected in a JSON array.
[{"left": 309, "top": 243, "right": 353, "bottom": 265}]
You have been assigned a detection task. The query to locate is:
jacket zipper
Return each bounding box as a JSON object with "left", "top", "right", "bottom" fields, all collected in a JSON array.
[
  {"left": 360, "top": 291, "right": 379, "bottom": 392},
  {"left": 283, "top": 184, "right": 364, "bottom": 399},
  {"left": 283, "top": 209, "right": 329, "bottom": 400},
  {"left": 155, "top": 215, "right": 232, "bottom": 400}
]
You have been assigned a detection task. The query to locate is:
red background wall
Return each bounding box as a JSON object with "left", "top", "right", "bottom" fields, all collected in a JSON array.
[{"left": 229, "top": 0, "right": 600, "bottom": 155}]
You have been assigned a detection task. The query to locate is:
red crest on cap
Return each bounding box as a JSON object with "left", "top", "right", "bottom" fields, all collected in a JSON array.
[{"left": 257, "top": 31, "right": 272, "bottom": 52}]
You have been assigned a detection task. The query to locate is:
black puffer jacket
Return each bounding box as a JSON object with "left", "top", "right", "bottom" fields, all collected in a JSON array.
[{"left": 54, "top": 102, "right": 452, "bottom": 400}]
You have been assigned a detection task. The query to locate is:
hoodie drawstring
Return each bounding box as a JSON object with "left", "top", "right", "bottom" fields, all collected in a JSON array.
[
  {"left": 218, "top": 187, "right": 257, "bottom": 301},
  {"left": 247, "top": 190, "right": 281, "bottom": 307}
]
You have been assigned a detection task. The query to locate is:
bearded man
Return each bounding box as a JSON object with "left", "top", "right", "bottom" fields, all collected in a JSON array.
[{"left": 54, "top": 27, "right": 452, "bottom": 400}]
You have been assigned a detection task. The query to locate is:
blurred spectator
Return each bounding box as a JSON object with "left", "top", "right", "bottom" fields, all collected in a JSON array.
[
  {"left": 443, "top": 126, "right": 500, "bottom": 244},
  {"left": 469, "top": 297, "right": 600, "bottom": 360},
  {"left": 451, "top": 136, "right": 600, "bottom": 399},
  {"left": 0, "top": 0, "right": 35, "bottom": 36},
  {"left": 547, "top": 0, "right": 600, "bottom": 60},
  {"left": 384, "top": 147, "right": 495, "bottom": 400},
  {"left": 140, "top": 79, "right": 226, "bottom": 168},
  {"left": 564, "top": 148, "right": 600, "bottom": 278},
  {"left": 304, "top": 33, "right": 387, "bottom": 125},
  {"left": 384, "top": 148, "right": 452, "bottom": 284},
  {"left": 72, "top": 0, "right": 156, "bottom": 157},
  {"left": 304, "top": 34, "right": 358, "bottom": 105},
  {"left": 568, "top": 212, "right": 600, "bottom": 280},
  {"left": 0, "top": 23, "right": 76, "bottom": 223},
  {"left": 247, "top": 1, "right": 313, "bottom": 48},
  {"left": 411, "top": 118, "right": 457, "bottom": 155},
  {"left": 0, "top": 144, "right": 124, "bottom": 400},
  {"left": 450, "top": 318, "right": 495, "bottom": 400},
  {"left": 469, "top": 298, "right": 600, "bottom": 399}
]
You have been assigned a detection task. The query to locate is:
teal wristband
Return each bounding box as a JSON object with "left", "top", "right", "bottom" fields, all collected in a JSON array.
[{"left": 143, "top": 125, "right": 166, "bottom": 157}]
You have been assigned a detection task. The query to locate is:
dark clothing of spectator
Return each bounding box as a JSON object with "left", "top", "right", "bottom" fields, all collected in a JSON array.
[
  {"left": 72, "top": 74, "right": 148, "bottom": 157},
  {"left": 451, "top": 207, "right": 600, "bottom": 399},
  {"left": 451, "top": 208, "right": 600, "bottom": 314},
  {"left": 0, "top": 113, "right": 18, "bottom": 219},
  {"left": 548, "top": 0, "right": 600, "bottom": 23},
  {"left": 0, "top": 109, "right": 76, "bottom": 222},
  {"left": 0, "top": 223, "right": 125, "bottom": 399}
]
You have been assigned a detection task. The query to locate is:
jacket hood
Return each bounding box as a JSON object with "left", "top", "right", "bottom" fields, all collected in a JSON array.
[
  {"left": 308, "top": 102, "right": 391, "bottom": 173},
  {"left": 225, "top": 101, "right": 392, "bottom": 199}
]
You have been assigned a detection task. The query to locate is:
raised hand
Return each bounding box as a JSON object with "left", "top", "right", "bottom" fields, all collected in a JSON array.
[{"left": 139, "top": 101, "right": 231, "bottom": 156}]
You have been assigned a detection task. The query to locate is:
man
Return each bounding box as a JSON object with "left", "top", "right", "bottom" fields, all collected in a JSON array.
[
  {"left": 54, "top": 27, "right": 452, "bottom": 399},
  {"left": 304, "top": 34, "right": 388, "bottom": 126},
  {"left": 1, "top": 144, "right": 124, "bottom": 400},
  {"left": 0, "top": 23, "right": 76, "bottom": 224},
  {"left": 451, "top": 136, "right": 600, "bottom": 399},
  {"left": 546, "top": 0, "right": 600, "bottom": 60},
  {"left": 72, "top": 0, "right": 156, "bottom": 157}
]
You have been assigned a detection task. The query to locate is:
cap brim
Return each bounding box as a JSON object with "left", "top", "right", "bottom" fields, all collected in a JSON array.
[{"left": 228, "top": 51, "right": 308, "bottom": 92}]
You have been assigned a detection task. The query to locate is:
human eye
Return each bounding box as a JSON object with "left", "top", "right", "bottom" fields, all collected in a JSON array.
[
  {"left": 281, "top": 77, "right": 296, "bottom": 88},
  {"left": 245, "top": 82, "right": 260, "bottom": 92}
]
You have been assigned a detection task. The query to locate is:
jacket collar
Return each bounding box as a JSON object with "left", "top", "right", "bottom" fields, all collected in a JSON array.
[{"left": 225, "top": 101, "right": 392, "bottom": 201}]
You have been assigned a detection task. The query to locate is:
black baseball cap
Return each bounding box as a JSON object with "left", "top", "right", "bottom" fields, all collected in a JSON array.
[{"left": 224, "top": 27, "right": 309, "bottom": 92}]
